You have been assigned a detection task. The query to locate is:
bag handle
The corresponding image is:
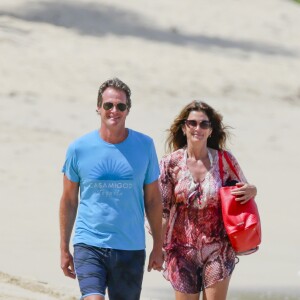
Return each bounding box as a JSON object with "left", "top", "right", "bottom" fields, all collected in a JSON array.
[
  {"left": 218, "top": 150, "right": 240, "bottom": 185},
  {"left": 218, "top": 151, "right": 225, "bottom": 185}
]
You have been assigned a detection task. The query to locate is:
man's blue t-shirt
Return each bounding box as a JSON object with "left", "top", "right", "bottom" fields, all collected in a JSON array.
[{"left": 62, "top": 129, "right": 159, "bottom": 250}]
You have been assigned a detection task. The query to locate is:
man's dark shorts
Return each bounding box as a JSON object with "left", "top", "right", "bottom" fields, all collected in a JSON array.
[{"left": 74, "top": 243, "right": 146, "bottom": 300}]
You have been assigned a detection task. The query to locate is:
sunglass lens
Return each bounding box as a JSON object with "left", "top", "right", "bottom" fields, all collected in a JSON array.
[
  {"left": 117, "top": 103, "right": 127, "bottom": 111},
  {"left": 103, "top": 102, "right": 113, "bottom": 110},
  {"left": 200, "top": 121, "right": 210, "bottom": 129},
  {"left": 186, "top": 120, "right": 197, "bottom": 127}
]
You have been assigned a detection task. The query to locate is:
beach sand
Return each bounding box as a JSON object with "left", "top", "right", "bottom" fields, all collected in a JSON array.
[{"left": 1, "top": 0, "right": 300, "bottom": 298}]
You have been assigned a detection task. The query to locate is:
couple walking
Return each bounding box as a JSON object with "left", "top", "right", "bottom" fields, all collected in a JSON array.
[{"left": 59, "top": 77, "right": 257, "bottom": 300}]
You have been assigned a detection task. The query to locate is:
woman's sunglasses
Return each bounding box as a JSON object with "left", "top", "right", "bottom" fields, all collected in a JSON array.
[
  {"left": 185, "top": 120, "right": 211, "bottom": 129},
  {"left": 102, "top": 102, "right": 127, "bottom": 112}
]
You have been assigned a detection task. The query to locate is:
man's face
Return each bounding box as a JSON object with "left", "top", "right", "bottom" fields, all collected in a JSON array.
[{"left": 98, "top": 87, "right": 129, "bottom": 129}]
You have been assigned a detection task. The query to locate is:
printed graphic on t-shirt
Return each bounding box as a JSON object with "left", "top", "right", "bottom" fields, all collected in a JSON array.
[
  {"left": 89, "top": 159, "right": 133, "bottom": 180},
  {"left": 84, "top": 158, "right": 134, "bottom": 198}
]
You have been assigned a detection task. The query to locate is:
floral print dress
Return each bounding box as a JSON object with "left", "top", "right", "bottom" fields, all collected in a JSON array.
[{"left": 159, "top": 148, "right": 247, "bottom": 293}]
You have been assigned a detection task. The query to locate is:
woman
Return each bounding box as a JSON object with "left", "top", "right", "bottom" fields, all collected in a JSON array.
[{"left": 159, "top": 101, "right": 257, "bottom": 300}]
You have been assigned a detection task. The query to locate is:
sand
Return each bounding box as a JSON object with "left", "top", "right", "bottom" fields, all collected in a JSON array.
[{"left": 1, "top": 0, "right": 300, "bottom": 299}]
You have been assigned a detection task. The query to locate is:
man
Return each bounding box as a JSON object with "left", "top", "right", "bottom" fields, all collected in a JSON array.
[{"left": 59, "top": 78, "right": 163, "bottom": 300}]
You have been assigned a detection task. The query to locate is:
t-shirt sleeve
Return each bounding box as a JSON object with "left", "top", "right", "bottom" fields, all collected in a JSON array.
[
  {"left": 144, "top": 139, "right": 160, "bottom": 185},
  {"left": 61, "top": 143, "right": 80, "bottom": 182},
  {"left": 159, "top": 155, "right": 174, "bottom": 219}
]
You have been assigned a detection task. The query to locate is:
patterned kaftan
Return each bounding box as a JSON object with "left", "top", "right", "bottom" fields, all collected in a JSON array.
[{"left": 159, "top": 148, "right": 247, "bottom": 293}]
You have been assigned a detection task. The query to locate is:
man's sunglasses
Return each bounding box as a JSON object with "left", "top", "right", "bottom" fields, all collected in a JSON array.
[
  {"left": 185, "top": 120, "right": 211, "bottom": 129},
  {"left": 102, "top": 102, "right": 127, "bottom": 112}
]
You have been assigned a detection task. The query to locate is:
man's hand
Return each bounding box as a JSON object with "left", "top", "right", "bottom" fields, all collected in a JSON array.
[
  {"left": 61, "top": 250, "right": 76, "bottom": 279},
  {"left": 147, "top": 247, "right": 164, "bottom": 272}
]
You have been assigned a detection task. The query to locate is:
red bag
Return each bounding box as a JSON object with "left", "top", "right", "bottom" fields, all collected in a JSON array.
[{"left": 218, "top": 151, "right": 261, "bottom": 255}]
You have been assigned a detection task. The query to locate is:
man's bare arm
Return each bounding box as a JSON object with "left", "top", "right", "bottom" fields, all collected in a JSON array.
[
  {"left": 144, "top": 180, "right": 164, "bottom": 272},
  {"left": 59, "top": 175, "right": 79, "bottom": 279}
]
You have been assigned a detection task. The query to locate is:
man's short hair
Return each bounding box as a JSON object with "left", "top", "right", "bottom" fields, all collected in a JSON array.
[{"left": 97, "top": 78, "right": 132, "bottom": 110}]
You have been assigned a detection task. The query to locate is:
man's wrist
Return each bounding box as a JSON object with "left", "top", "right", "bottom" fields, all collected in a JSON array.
[
  {"left": 60, "top": 242, "right": 70, "bottom": 253},
  {"left": 152, "top": 240, "right": 163, "bottom": 250}
]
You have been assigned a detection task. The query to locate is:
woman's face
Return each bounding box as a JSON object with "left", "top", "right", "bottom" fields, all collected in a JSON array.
[{"left": 182, "top": 110, "right": 212, "bottom": 144}]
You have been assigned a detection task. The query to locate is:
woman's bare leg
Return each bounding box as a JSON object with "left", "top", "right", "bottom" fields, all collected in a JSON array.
[
  {"left": 175, "top": 290, "right": 200, "bottom": 300},
  {"left": 202, "top": 276, "right": 230, "bottom": 300}
]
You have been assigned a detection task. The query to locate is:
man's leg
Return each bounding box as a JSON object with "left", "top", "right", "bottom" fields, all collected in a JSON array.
[
  {"left": 74, "top": 244, "right": 108, "bottom": 300},
  {"left": 107, "top": 249, "right": 146, "bottom": 300},
  {"left": 84, "top": 295, "right": 104, "bottom": 300}
]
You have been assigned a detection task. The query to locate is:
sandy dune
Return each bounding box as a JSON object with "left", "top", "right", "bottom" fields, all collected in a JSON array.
[{"left": 1, "top": 0, "right": 300, "bottom": 299}]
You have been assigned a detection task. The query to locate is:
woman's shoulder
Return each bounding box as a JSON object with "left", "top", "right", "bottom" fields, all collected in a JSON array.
[
  {"left": 160, "top": 148, "right": 185, "bottom": 166},
  {"left": 162, "top": 148, "right": 184, "bottom": 160},
  {"left": 208, "top": 148, "right": 218, "bottom": 155},
  {"left": 209, "top": 148, "right": 236, "bottom": 159},
  {"left": 219, "top": 149, "right": 238, "bottom": 162},
  {"left": 207, "top": 147, "right": 219, "bottom": 163}
]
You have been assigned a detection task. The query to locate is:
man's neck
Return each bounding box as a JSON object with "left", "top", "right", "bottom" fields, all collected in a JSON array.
[{"left": 99, "top": 127, "right": 128, "bottom": 144}]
